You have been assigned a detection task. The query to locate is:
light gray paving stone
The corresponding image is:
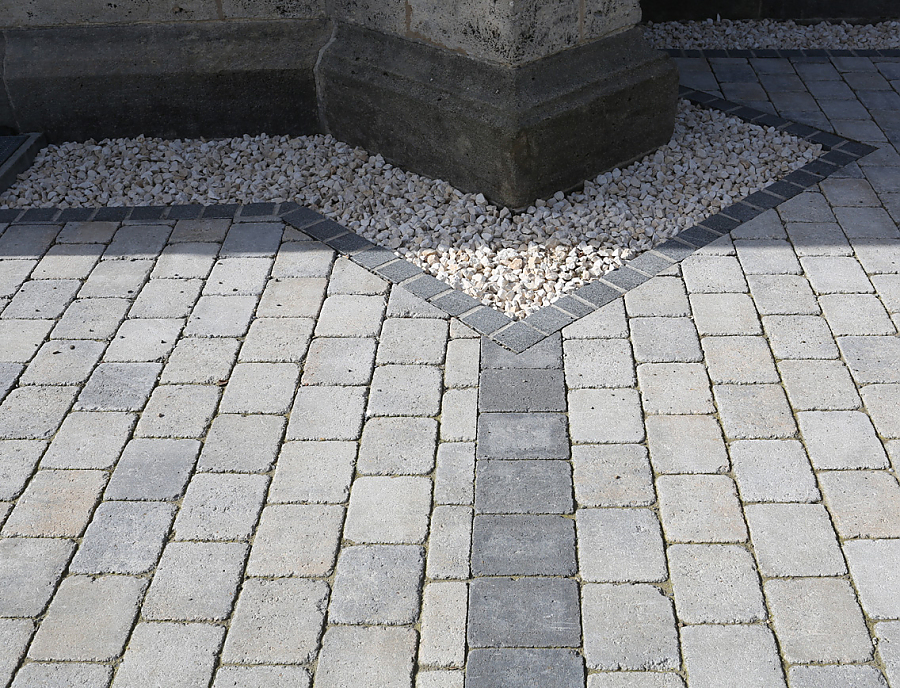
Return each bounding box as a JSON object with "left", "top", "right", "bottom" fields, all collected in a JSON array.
[
  {"left": 820, "top": 293, "right": 895, "bottom": 335},
  {"left": 2, "top": 469, "right": 106, "bottom": 537},
  {"left": 888, "top": 440, "right": 900, "bottom": 472},
  {"left": 876, "top": 622, "right": 900, "bottom": 687},
  {"left": 240, "top": 317, "right": 316, "bottom": 363},
  {"left": 218, "top": 362, "right": 299, "bottom": 414},
  {"left": 714, "top": 384, "right": 796, "bottom": 439},
  {"left": 286, "top": 385, "right": 367, "bottom": 440},
  {"left": 569, "top": 388, "right": 645, "bottom": 443},
  {"left": 788, "top": 665, "right": 888, "bottom": 688},
  {"left": 368, "top": 364, "right": 442, "bottom": 416},
  {"left": 330, "top": 544, "right": 425, "bottom": 624},
  {"left": 300, "top": 336, "right": 375, "bottom": 384},
  {"left": 419, "top": 581, "right": 467, "bottom": 668},
  {"left": 821, "top": 178, "right": 881, "bottom": 207},
  {"left": 0, "top": 501, "right": 9, "bottom": 526},
  {"left": 359, "top": 416, "right": 437, "bottom": 474},
  {"left": 434, "top": 442, "right": 475, "bottom": 506},
  {"left": 798, "top": 411, "right": 888, "bottom": 469},
  {"left": 731, "top": 439, "right": 820, "bottom": 503},
  {"left": 820, "top": 471, "right": 900, "bottom": 539},
  {"left": 27, "top": 575, "right": 145, "bottom": 661},
  {"left": 440, "top": 388, "right": 477, "bottom": 442},
  {"left": 0, "top": 537, "right": 74, "bottom": 616},
  {"left": 475, "top": 459, "right": 573, "bottom": 514},
  {"left": 845, "top": 539, "right": 900, "bottom": 620},
  {"left": 572, "top": 444, "right": 654, "bottom": 507},
  {"left": 861, "top": 384, "right": 900, "bottom": 437},
  {"left": 680, "top": 624, "right": 787, "bottom": 688},
  {"left": 839, "top": 335, "right": 900, "bottom": 383},
  {"left": 70, "top": 501, "right": 175, "bottom": 573},
  {"left": 105, "top": 438, "right": 200, "bottom": 500},
  {"left": 854, "top": 239, "right": 900, "bottom": 275},
  {"left": 835, "top": 206, "right": 900, "bottom": 238},
  {"left": 219, "top": 222, "right": 283, "bottom": 258},
  {"left": 681, "top": 255, "right": 748, "bottom": 293},
  {"left": 0, "top": 260, "right": 35, "bottom": 298},
  {"left": 668, "top": 544, "right": 766, "bottom": 624},
  {"left": 169, "top": 219, "right": 230, "bottom": 243},
  {"left": 103, "top": 223, "right": 170, "bottom": 259},
  {"left": 0, "top": 224, "right": 59, "bottom": 258},
  {"left": 386, "top": 285, "right": 448, "bottom": 318},
  {"left": 637, "top": 363, "right": 714, "bottom": 415},
  {"left": 81, "top": 260, "right": 153, "bottom": 300},
  {"left": 0, "top": 440, "right": 44, "bottom": 499},
  {"left": 345, "top": 475, "right": 431, "bottom": 544},
  {"left": 3, "top": 279, "right": 80, "bottom": 319},
  {"left": 735, "top": 239, "right": 802, "bottom": 274},
  {"left": 198, "top": 414, "right": 285, "bottom": 473},
  {"left": 112, "top": 621, "right": 224, "bottom": 688},
  {"left": 731, "top": 209, "right": 786, "bottom": 239},
  {"left": 315, "top": 626, "right": 416, "bottom": 688},
  {"left": 872, "top": 274, "right": 900, "bottom": 311},
  {"left": 763, "top": 314, "right": 839, "bottom": 359},
  {"left": 11, "top": 663, "right": 112, "bottom": 688},
  {"left": 160, "top": 337, "right": 239, "bottom": 384},
  {"left": 0, "top": 386, "right": 78, "bottom": 439},
  {"left": 32, "top": 243, "right": 103, "bottom": 279},
  {"left": 624, "top": 276, "right": 691, "bottom": 317},
  {"left": 785, "top": 221, "right": 853, "bottom": 256},
  {"left": 173, "top": 473, "right": 268, "bottom": 541},
  {"left": 56, "top": 220, "right": 118, "bottom": 244},
  {"left": 0, "top": 362, "right": 17, "bottom": 401},
  {"left": 577, "top": 508, "right": 666, "bottom": 583},
  {"left": 690, "top": 293, "right": 761, "bottom": 335},
  {"left": 747, "top": 274, "right": 820, "bottom": 315},
  {"left": 587, "top": 674, "right": 685, "bottom": 688},
  {"left": 0, "top": 619, "right": 32, "bottom": 688},
  {"left": 104, "top": 319, "right": 183, "bottom": 362},
  {"left": 271, "top": 240, "right": 334, "bottom": 277},
  {"left": 152, "top": 242, "right": 219, "bottom": 279},
  {"left": 20, "top": 339, "right": 105, "bottom": 386},
  {"left": 563, "top": 338, "right": 636, "bottom": 387},
  {"left": 246, "top": 503, "right": 343, "bottom": 577},
  {"left": 203, "top": 257, "right": 272, "bottom": 295},
  {"left": 222, "top": 578, "right": 328, "bottom": 664},
  {"left": 184, "top": 295, "right": 257, "bottom": 337},
  {"left": 314, "top": 293, "right": 385, "bottom": 336},
  {"left": 765, "top": 578, "right": 873, "bottom": 663},
  {"left": 51, "top": 297, "right": 130, "bottom": 339},
  {"left": 377, "top": 318, "right": 449, "bottom": 365},
  {"left": 656, "top": 474, "right": 747, "bottom": 543},
  {"left": 444, "top": 339, "right": 480, "bottom": 388},
  {"left": 645, "top": 415, "right": 728, "bottom": 474},
  {"left": 778, "top": 359, "right": 861, "bottom": 410},
  {"left": 0, "top": 320, "right": 53, "bottom": 362},
  {"left": 701, "top": 336, "right": 779, "bottom": 384},
  {"left": 268, "top": 441, "right": 355, "bottom": 503},
  {"left": 582, "top": 584, "right": 679, "bottom": 671},
  {"left": 426, "top": 505, "right": 472, "bottom": 580},
  {"left": 142, "top": 541, "right": 247, "bottom": 621},
  {"left": 561, "top": 298, "right": 628, "bottom": 339},
  {"left": 801, "top": 256, "right": 874, "bottom": 293},
  {"left": 213, "top": 666, "right": 310, "bottom": 688},
  {"left": 129, "top": 277, "right": 202, "bottom": 318},
  {"left": 745, "top": 503, "right": 846, "bottom": 577},
  {"left": 256, "top": 278, "right": 327, "bottom": 318},
  {"left": 135, "top": 384, "right": 220, "bottom": 438},
  {"left": 330, "top": 255, "right": 390, "bottom": 294},
  {"left": 630, "top": 317, "right": 702, "bottom": 363}
]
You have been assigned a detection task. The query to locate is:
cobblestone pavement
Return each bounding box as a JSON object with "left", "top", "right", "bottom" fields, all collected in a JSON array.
[{"left": 1, "top": 54, "right": 900, "bottom": 688}]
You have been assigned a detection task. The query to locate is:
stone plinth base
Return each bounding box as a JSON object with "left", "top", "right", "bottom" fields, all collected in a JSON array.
[{"left": 318, "top": 24, "right": 679, "bottom": 208}]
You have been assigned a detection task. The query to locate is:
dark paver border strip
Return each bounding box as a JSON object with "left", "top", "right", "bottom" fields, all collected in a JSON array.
[
  {"left": 663, "top": 48, "right": 900, "bottom": 59},
  {"left": 0, "top": 80, "right": 876, "bottom": 352}
]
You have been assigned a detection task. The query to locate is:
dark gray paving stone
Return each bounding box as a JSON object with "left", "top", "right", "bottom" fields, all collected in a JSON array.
[
  {"left": 478, "top": 370, "right": 566, "bottom": 412},
  {"left": 481, "top": 334, "right": 562, "bottom": 369},
  {"left": 466, "top": 648, "right": 584, "bottom": 688},
  {"left": 476, "top": 413, "right": 569, "bottom": 460},
  {"left": 490, "top": 322, "right": 545, "bottom": 353},
  {"left": 468, "top": 578, "right": 581, "bottom": 648},
  {"left": 471, "top": 515, "right": 576, "bottom": 576},
  {"left": 475, "top": 460, "right": 573, "bottom": 515}
]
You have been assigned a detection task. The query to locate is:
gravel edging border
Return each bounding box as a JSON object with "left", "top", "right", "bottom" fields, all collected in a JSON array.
[
  {"left": 663, "top": 48, "right": 900, "bottom": 58},
  {"left": 0, "top": 83, "right": 877, "bottom": 353}
]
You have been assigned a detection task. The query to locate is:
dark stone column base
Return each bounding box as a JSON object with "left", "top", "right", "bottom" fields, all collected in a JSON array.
[
  {"left": 1, "top": 20, "right": 332, "bottom": 142},
  {"left": 317, "top": 24, "right": 679, "bottom": 208}
]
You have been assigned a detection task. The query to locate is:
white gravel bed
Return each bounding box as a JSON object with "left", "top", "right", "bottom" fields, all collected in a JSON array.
[
  {"left": 644, "top": 18, "right": 900, "bottom": 51},
  {"left": 0, "top": 100, "right": 820, "bottom": 318}
]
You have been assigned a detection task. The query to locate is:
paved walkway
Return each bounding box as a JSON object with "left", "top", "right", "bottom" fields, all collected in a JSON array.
[{"left": 0, "top": 54, "right": 899, "bottom": 688}]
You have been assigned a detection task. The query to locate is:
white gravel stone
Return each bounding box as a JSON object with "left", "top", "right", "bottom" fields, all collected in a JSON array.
[{"left": 0, "top": 102, "right": 818, "bottom": 317}]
